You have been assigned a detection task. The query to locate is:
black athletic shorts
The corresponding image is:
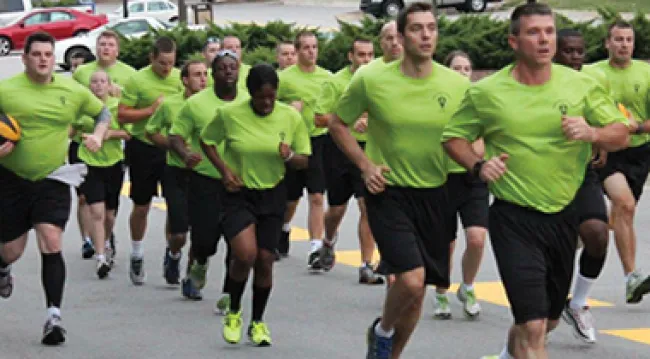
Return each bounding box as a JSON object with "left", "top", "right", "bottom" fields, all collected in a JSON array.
[
  {"left": 445, "top": 172, "right": 489, "bottom": 239},
  {"left": 598, "top": 143, "right": 650, "bottom": 201},
  {"left": 188, "top": 172, "right": 224, "bottom": 258},
  {"left": 222, "top": 182, "right": 287, "bottom": 253},
  {"left": 366, "top": 186, "right": 454, "bottom": 286},
  {"left": 162, "top": 165, "right": 190, "bottom": 235},
  {"left": 125, "top": 138, "right": 166, "bottom": 206},
  {"left": 575, "top": 169, "right": 608, "bottom": 224},
  {"left": 78, "top": 162, "right": 125, "bottom": 210},
  {"left": 0, "top": 165, "right": 71, "bottom": 243},
  {"left": 489, "top": 199, "right": 578, "bottom": 325},
  {"left": 325, "top": 139, "right": 365, "bottom": 206},
  {"left": 68, "top": 141, "right": 82, "bottom": 164},
  {"left": 286, "top": 134, "right": 327, "bottom": 201}
]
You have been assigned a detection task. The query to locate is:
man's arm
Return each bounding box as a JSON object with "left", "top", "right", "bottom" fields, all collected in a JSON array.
[
  {"left": 82, "top": 106, "right": 111, "bottom": 152},
  {"left": 146, "top": 132, "right": 169, "bottom": 149},
  {"left": 118, "top": 97, "right": 163, "bottom": 124},
  {"left": 329, "top": 115, "right": 373, "bottom": 172}
]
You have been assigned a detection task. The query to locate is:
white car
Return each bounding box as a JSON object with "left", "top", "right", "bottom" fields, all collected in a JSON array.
[
  {"left": 54, "top": 16, "right": 171, "bottom": 70},
  {"left": 109, "top": 0, "right": 194, "bottom": 24}
]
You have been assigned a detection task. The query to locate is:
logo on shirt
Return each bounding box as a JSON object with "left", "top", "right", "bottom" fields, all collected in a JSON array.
[
  {"left": 433, "top": 93, "right": 449, "bottom": 110},
  {"left": 60, "top": 96, "right": 66, "bottom": 105},
  {"left": 634, "top": 84, "right": 641, "bottom": 93},
  {"left": 279, "top": 131, "right": 286, "bottom": 142},
  {"left": 555, "top": 101, "right": 569, "bottom": 116}
]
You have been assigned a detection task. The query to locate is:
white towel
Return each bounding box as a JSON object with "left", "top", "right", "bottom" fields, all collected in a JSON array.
[{"left": 46, "top": 163, "right": 88, "bottom": 187}]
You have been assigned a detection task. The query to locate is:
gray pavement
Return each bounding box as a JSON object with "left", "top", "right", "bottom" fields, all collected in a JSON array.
[{"left": 1, "top": 48, "right": 650, "bottom": 359}]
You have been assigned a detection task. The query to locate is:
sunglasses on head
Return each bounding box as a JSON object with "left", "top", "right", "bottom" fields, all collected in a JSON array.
[{"left": 215, "top": 49, "right": 239, "bottom": 61}]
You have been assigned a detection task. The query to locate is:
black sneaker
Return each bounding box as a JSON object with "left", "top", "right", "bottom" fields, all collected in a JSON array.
[
  {"left": 366, "top": 317, "right": 392, "bottom": 359},
  {"left": 320, "top": 243, "right": 336, "bottom": 272},
  {"left": 0, "top": 270, "right": 13, "bottom": 298},
  {"left": 42, "top": 315, "right": 66, "bottom": 346},
  {"left": 82, "top": 240, "right": 95, "bottom": 260},
  {"left": 130, "top": 256, "right": 146, "bottom": 285},
  {"left": 164, "top": 249, "right": 181, "bottom": 285},
  {"left": 96, "top": 259, "right": 111, "bottom": 279},
  {"left": 307, "top": 248, "right": 322, "bottom": 271},
  {"left": 108, "top": 232, "right": 116, "bottom": 263},
  {"left": 278, "top": 230, "right": 290, "bottom": 257}
]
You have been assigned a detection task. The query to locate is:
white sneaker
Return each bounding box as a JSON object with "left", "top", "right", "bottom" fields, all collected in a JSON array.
[
  {"left": 433, "top": 294, "right": 452, "bottom": 320},
  {"left": 457, "top": 284, "right": 481, "bottom": 319},
  {"left": 561, "top": 299, "right": 596, "bottom": 343}
]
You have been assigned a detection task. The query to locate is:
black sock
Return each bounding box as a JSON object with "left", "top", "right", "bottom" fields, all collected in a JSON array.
[
  {"left": 579, "top": 250, "right": 606, "bottom": 279},
  {"left": 252, "top": 286, "right": 272, "bottom": 322},
  {"left": 223, "top": 274, "right": 233, "bottom": 294},
  {"left": 42, "top": 253, "right": 66, "bottom": 308},
  {"left": 228, "top": 277, "right": 248, "bottom": 314},
  {"left": 0, "top": 255, "right": 9, "bottom": 275},
  {"left": 195, "top": 256, "right": 208, "bottom": 266}
]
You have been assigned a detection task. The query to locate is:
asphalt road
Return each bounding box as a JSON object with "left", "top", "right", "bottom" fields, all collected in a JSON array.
[{"left": 1, "top": 50, "right": 650, "bottom": 358}]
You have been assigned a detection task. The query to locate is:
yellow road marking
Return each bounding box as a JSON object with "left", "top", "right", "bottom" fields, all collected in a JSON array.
[{"left": 601, "top": 329, "right": 650, "bottom": 345}]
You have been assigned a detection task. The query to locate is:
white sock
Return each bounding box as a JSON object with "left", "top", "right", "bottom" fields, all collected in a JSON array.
[
  {"left": 170, "top": 251, "right": 182, "bottom": 260},
  {"left": 96, "top": 254, "right": 106, "bottom": 263},
  {"left": 310, "top": 239, "right": 323, "bottom": 252},
  {"left": 282, "top": 223, "right": 292, "bottom": 232},
  {"left": 463, "top": 283, "right": 474, "bottom": 292},
  {"left": 0, "top": 265, "right": 10, "bottom": 275},
  {"left": 47, "top": 306, "right": 61, "bottom": 319},
  {"left": 570, "top": 274, "right": 594, "bottom": 310},
  {"left": 499, "top": 346, "right": 513, "bottom": 359},
  {"left": 374, "top": 322, "right": 394, "bottom": 338},
  {"left": 625, "top": 272, "right": 633, "bottom": 281},
  {"left": 84, "top": 236, "right": 91, "bottom": 243},
  {"left": 131, "top": 241, "right": 144, "bottom": 258}
]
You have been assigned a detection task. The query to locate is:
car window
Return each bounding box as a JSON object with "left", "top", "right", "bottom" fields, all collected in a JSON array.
[
  {"left": 50, "top": 11, "right": 74, "bottom": 22},
  {"left": 147, "top": 2, "right": 167, "bottom": 11},
  {"left": 112, "top": 20, "right": 149, "bottom": 35},
  {"left": 24, "top": 12, "right": 50, "bottom": 26},
  {"left": 128, "top": 3, "right": 144, "bottom": 13}
]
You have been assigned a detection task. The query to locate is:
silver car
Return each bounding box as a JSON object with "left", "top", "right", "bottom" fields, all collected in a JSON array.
[{"left": 360, "top": 0, "right": 499, "bottom": 17}]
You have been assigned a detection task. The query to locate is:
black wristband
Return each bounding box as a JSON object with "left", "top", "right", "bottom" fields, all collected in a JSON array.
[{"left": 471, "top": 160, "right": 486, "bottom": 179}]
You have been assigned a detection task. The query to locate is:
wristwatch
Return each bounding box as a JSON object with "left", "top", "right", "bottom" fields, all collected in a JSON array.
[{"left": 471, "top": 160, "right": 486, "bottom": 179}]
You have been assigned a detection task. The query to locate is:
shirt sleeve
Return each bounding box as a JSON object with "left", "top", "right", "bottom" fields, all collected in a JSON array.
[
  {"left": 169, "top": 102, "right": 193, "bottom": 139},
  {"left": 441, "top": 88, "right": 484, "bottom": 143},
  {"left": 119, "top": 76, "right": 139, "bottom": 107},
  {"left": 291, "top": 110, "right": 312, "bottom": 156},
  {"left": 72, "top": 67, "right": 84, "bottom": 85},
  {"left": 584, "top": 79, "right": 630, "bottom": 127},
  {"left": 277, "top": 72, "right": 298, "bottom": 103},
  {"left": 335, "top": 72, "right": 368, "bottom": 126},
  {"left": 145, "top": 100, "right": 167, "bottom": 134},
  {"left": 314, "top": 80, "right": 338, "bottom": 115},
  {"left": 200, "top": 108, "right": 226, "bottom": 147},
  {"left": 78, "top": 85, "right": 105, "bottom": 118}
]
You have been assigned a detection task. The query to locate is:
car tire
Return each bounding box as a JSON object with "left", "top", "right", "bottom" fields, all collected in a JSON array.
[
  {"left": 464, "top": 0, "right": 487, "bottom": 12},
  {"left": 0, "top": 37, "right": 12, "bottom": 56},
  {"left": 65, "top": 47, "right": 92, "bottom": 69},
  {"left": 382, "top": 0, "right": 402, "bottom": 18}
]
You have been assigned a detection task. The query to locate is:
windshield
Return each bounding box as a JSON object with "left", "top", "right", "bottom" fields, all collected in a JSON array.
[
  {"left": 0, "top": 14, "right": 23, "bottom": 27},
  {"left": 154, "top": 18, "right": 173, "bottom": 29}
]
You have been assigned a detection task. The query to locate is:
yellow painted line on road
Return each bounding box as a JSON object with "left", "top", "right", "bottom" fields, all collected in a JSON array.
[{"left": 601, "top": 329, "right": 650, "bottom": 346}]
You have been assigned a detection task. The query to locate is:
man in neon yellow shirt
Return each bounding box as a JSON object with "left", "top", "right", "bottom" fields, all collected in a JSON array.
[
  {"left": 169, "top": 50, "right": 247, "bottom": 304},
  {"left": 584, "top": 20, "right": 650, "bottom": 305},
  {"left": 314, "top": 38, "right": 383, "bottom": 284},
  {"left": 145, "top": 60, "right": 207, "bottom": 285},
  {"left": 277, "top": 31, "right": 332, "bottom": 268},
  {"left": 442, "top": 4, "right": 630, "bottom": 359},
  {"left": 209, "top": 35, "right": 251, "bottom": 93},
  {"left": 0, "top": 32, "right": 109, "bottom": 346},
  {"left": 118, "top": 37, "right": 183, "bottom": 286},
  {"left": 331, "top": 4, "right": 469, "bottom": 357}
]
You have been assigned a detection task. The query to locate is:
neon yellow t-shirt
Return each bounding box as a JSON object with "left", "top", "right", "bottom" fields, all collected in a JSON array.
[
  {"left": 78, "top": 97, "right": 124, "bottom": 167},
  {"left": 442, "top": 64, "right": 629, "bottom": 213},
  {"left": 145, "top": 93, "right": 188, "bottom": 168},
  {"left": 201, "top": 100, "right": 311, "bottom": 189},
  {"left": 0, "top": 73, "right": 104, "bottom": 180},
  {"left": 336, "top": 60, "right": 469, "bottom": 188},
  {"left": 120, "top": 65, "right": 183, "bottom": 144},
  {"left": 73, "top": 60, "right": 136, "bottom": 91}
]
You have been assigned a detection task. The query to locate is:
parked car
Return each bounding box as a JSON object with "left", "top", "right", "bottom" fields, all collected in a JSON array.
[
  {"left": 360, "top": 0, "right": 499, "bottom": 17},
  {"left": 54, "top": 16, "right": 172, "bottom": 70},
  {"left": 0, "top": 8, "right": 108, "bottom": 56},
  {"left": 110, "top": 0, "right": 194, "bottom": 24},
  {"left": 0, "top": 0, "right": 32, "bottom": 27}
]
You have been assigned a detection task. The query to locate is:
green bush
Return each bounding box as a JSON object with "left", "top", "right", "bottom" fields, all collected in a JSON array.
[
  {"left": 117, "top": 7, "right": 650, "bottom": 72},
  {"left": 34, "top": 0, "right": 78, "bottom": 7}
]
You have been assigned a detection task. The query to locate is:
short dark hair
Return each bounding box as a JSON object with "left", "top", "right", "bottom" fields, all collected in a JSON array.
[
  {"left": 246, "top": 63, "right": 279, "bottom": 96},
  {"left": 152, "top": 36, "right": 176, "bottom": 57},
  {"left": 181, "top": 59, "right": 206, "bottom": 79},
  {"left": 71, "top": 52, "right": 87, "bottom": 60},
  {"left": 276, "top": 40, "right": 294, "bottom": 53},
  {"left": 607, "top": 20, "right": 633, "bottom": 38},
  {"left": 444, "top": 50, "right": 472, "bottom": 67},
  {"left": 294, "top": 30, "right": 316, "bottom": 49},
  {"left": 557, "top": 28, "right": 583, "bottom": 46},
  {"left": 350, "top": 37, "right": 373, "bottom": 54},
  {"left": 24, "top": 31, "right": 55, "bottom": 54},
  {"left": 509, "top": 2, "right": 553, "bottom": 35},
  {"left": 397, "top": 2, "right": 436, "bottom": 35}
]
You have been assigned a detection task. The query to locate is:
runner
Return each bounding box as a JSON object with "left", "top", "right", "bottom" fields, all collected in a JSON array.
[
  {"left": 75, "top": 70, "right": 130, "bottom": 279},
  {"left": 330, "top": 3, "right": 469, "bottom": 357},
  {"left": 217, "top": 35, "right": 251, "bottom": 92},
  {"left": 584, "top": 20, "right": 650, "bottom": 304},
  {"left": 441, "top": 4, "right": 630, "bottom": 358},
  {"left": 203, "top": 36, "right": 221, "bottom": 65},
  {"left": 554, "top": 28, "right": 612, "bottom": 344},
  {"left": 200, "top": 63, "right": 310, "bottom": 347},
  {"left": 0, "top": 32, "right": 109, "bottom": 345},
  {"left": 145, "top": 60, "right": 208, "bottom": 285},
  {"left": 168, "top": 50, "right": 246, "bottom": 304},
  {"left": 118, "top": 36, "right": 183, "bottom": 285},
  {"left": 69, "top": 52, "right": 88, "bottom": 74},
  {"left": 315, "top": 37, "right": 383, "bottom": 283},
  {"left": 73, "top": 29, "right": 136, "bottom": 260},
  {"left": 433, "top": 49, "right": 487, "bottom": 320},
  {"left": 276, "top": 41, "right": 296, "bottom": 71},
  {"left": 277, "top": 30, "right": 332, "bottom": 268}
]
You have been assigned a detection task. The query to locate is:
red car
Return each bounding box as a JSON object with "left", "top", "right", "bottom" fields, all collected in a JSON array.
[{"left": 0, "top": 8, "right": 107, "bottom": 56}]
